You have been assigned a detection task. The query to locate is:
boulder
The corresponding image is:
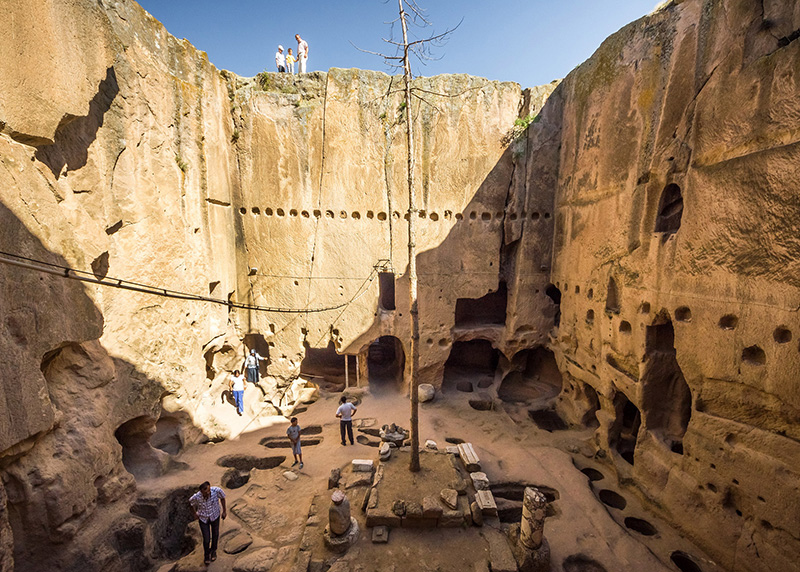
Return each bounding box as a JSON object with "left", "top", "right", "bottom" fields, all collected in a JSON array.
[
  {"left": 418, "top": 384, "right": 436, "bottom": 402},
  {"left": 440, "top": 489, "right": 458, "bottom": 510}
]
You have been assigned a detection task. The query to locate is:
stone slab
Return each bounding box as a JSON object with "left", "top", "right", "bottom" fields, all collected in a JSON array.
[
  {"left": 470, "top": 471, "right": 490, "bottom": 491},
  {"left": 457, "top": 443, "right": 481, "bottom": 472},
  {"left": 352, "top": 459, "right": 374, "bottom": 472},
  {"left": 365, "top": 507, "right": 401, "bottom": 528},
  {"left": 475, "top": 489, "right": 498, "bottom": 516},
  {"left": 371, "top": 525, "right": 389, "bottom": 543},
  {"left": 440, "top": 488, "right": 458, "bottom": 509}
]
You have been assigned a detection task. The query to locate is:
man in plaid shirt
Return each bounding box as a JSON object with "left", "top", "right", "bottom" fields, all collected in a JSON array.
[{"left": 189, "top": 482, "right": 227, "bottom": 564}]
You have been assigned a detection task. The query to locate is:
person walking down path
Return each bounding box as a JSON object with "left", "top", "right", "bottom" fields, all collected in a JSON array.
[
  {"left": 335, "top": 396, "right": 357, "bottom": 446},
  {"left": 229, "top": 369, "right": 246, "bottom": 416},
  {"left": 287, "top": 416, "right": 303, "bottom": 469},
  {"left": 243, "top": 349, "right": 266, "bottom": 384},
  {"left": 286, "top": 48, "right": 296, "bottom": 74},
  {"left": 295, "top": 34, "right": 309, "bottom": 73},
  {"left": 275, "top": 45, "right": 286, "bottom": 72},
  {"left": 189, "top": 482, "right": 227, "bottom": 565}
]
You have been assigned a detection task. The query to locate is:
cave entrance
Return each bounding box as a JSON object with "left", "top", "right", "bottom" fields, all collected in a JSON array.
[
  {"left": 655, "top": 183, "right": 683, "bottom": 233},
  {"left": 642, "top": 317, "right": 692, "bottom": 454},
  {"left": 114, "top": 416, "right": 168, "bottom": 480},
  {"left": 545, "top": 284, "right": 562, "bottom": 328},
  {"left": 367, "top": 336, "right": 405, "bottom": 391},
  {"left": 612, "top": 394, "right": 640, "bottom": 465},
  {"left": 581, "top": 383, "right": 601, "bottom": 428},
  {"left": 606, "top": 277, "right": 620, "bottom": 314},
  {"left": 378, "top": 272, "right": 396, "bottom": 311},
  {"left": 443, "top": 340, "right": 500, "bottom": 393},
  {"left": 300, "top": 341, "right": 355, "bottom": 391},
  {"left": 454, "top": 281, "right": 507, "bottom": 328},
  {"left": 498, "top": 347, "right": 563, "bottom": 403},
  {"left": 243, "top": 334, "right": 269, "bottom": 364}
]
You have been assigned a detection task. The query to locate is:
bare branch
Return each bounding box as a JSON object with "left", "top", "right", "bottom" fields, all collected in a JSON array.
[
  {"left": 350, "top": 43, "right": 392, "bottom": 59},
  {"left": 411, "top": 91, "right": 443, "bottom": 114},
  {"left": 410, "top": 82, "right": 488, "bottom": 99}
]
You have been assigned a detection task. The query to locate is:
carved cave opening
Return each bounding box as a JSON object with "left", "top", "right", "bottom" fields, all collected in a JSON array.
[
  {"left": 243, "top": 332, "right": 270, "bottom": 367},
  {"left": 454, "top": 281, "right": 507, "bottom": 328},
  {"left": 114, "top": 416, "right": 168, "bottom": 480},
  {"left": 580, "top": 383, "right": 601, "bottom": 428},
  {"left": 605, "top": 277, "right": 620, "bottom": 314},
  {"left": 378, "top": 271, "right": 396, "bottom": 311},
  {"left": 545, "top": 283, "right": 562, "bottom": 327},
  {"left": 151, "top": 416, "right": 183, "bottom": 455},
  {"left": 443, "top": 340, "right": 500, "bottom": 393},
  {"left": 300, "top": 341, "right": 356, "bottom": 390},
  {"left": 367, "top": 336, "right": 405, "bottom": 390},
  {"left": 642, "top": 319, "right": 692, "bottom": 454},
  {"left": 612, "top": 394, "right": 641, "bottom": 465},
  {"left": 150, "top": 410, "right": 198, "bottom": 456},
  {"left": 498, "top": 347, "right": 563, "bottom": 403},
  {"left": 655, "top": 183, "right": 684, "bottom": 233}
]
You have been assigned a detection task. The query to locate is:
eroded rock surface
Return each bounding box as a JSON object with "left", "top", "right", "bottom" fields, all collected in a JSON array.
[{"left": 0, "top": 0, "right": 797, "bottom": 571}]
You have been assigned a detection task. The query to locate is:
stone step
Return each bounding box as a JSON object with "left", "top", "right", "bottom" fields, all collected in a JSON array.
[
  {"left": 457, "top": 442, "right": 481, "bottom": 472},
  {"left": 475, "top": 489, "right": 498, "bottom": 516}
]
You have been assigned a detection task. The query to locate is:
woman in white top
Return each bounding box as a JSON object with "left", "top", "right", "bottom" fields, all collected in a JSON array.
[{"left": 229, "top": 369, "right": 246, "bottom": 416}]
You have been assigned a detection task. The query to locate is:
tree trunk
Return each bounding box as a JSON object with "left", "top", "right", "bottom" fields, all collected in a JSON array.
[{"left": 398, "top": 0, "right": 420, "bottom": 472}]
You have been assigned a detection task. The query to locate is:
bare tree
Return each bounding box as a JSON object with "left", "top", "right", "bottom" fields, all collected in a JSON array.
[{"left": 357, "top": 0, "right": 459, "bottom": 472}]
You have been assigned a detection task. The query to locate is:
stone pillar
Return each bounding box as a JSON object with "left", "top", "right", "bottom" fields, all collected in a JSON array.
[
  {"left": 329, "top": 490, "right": 351, "bottom": 535},
  {"left": 512, "top": 487, "right": 550, "bottom": 572},
  {"left": 324, "top": 490, "right": 360, "bottom": 553},
  {"left": 520, "top": 487, "right": 547, "bottom": 549}
]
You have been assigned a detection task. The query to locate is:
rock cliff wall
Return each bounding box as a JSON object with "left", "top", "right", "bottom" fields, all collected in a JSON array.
[
  {"left": 541, "top": 2, "right": 800, "bottom": 572},
  {"left": 0, "top": 0, "right": 798, "bottom": 571},
  {"left": 0, "top": 0, "right": 555, "bottom": 569}
]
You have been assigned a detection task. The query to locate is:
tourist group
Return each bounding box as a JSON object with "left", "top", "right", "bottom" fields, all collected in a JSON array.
[{"left": 275, "top": 34, "right": 309, "bottom": 74}]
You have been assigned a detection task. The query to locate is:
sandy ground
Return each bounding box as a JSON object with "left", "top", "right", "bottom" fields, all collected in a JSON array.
[{"left": 142, "top": 380, "right": 724, "bottom": 572}]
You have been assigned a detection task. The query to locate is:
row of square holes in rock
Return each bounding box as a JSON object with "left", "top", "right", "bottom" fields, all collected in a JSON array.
[
  {"left": 582, "top": 304, "right": 795, "bottom": 345},
  {"left": 237, "top": 207, "right": 551, "bottom": 221},
  {"left": 557, "top": 282, "right": 797, "bottom": 346}
]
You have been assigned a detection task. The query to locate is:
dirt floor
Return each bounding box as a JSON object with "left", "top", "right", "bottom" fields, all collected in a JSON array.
[{"left": 142, "top": 375, "right": 724, "bottom": 572}]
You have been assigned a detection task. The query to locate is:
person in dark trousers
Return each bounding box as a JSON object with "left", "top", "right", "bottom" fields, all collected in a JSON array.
[
  {"left": 243, "top": 348, "right": 266, "bottom": 384},
  {"left": 335, "top": 396, "right": 357, "bottom": 445},
  {"left": 189, "top": 481, "right": 227, "bottom": 565}
]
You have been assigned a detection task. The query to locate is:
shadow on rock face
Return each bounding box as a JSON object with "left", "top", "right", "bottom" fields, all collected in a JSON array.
[
  {"left": 34, "top": 67, "right": 120, "bottom": 178},
  {"left": 0, "top": 201, "right": 210, "bottom": 572}
]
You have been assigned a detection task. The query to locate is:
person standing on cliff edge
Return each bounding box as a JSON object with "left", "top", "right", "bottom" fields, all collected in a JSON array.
[
  {"left": 189, "top": 481, "right": 227, "bottom": 565},
  {"left": 295, "top": 34, "right": 309, "bottom": 73},
  {"left": 275, "top": 44, "right": 286, "bottom": 72}
]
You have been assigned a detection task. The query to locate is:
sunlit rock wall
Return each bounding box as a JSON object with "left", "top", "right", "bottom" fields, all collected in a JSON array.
[
  {"left": 542, "top": 1, "right": 800, "bottom": 571},
  {"left": 0, "top": 0, "right": 554, "bottom": 569},
  {"left": 0, "top": 0, "right": 239, "bottom": 569},
  {"left": 1, "top": 0, "right": 798, "bottom": 570},
  {"left": 230, "top": 69, "right": 534, "bottom": 386}
]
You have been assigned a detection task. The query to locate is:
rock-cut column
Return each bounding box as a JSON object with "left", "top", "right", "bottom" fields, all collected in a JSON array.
[
  {"left": 512, "top": 486, "right": 550, "bottom": 572},
  {"left": 520, "top": 487, "right": 547, "bottom": 549}
]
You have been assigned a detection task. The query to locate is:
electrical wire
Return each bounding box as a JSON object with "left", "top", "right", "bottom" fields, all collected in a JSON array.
[{"left": 0, "top": 249, "right": 377, "bottom": 314}]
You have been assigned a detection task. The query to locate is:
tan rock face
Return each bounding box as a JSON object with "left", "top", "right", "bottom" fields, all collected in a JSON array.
[
  {"left": 540, "top": 2, "right": 800, "bottom": 572},
  {"left": 0, "top": 0, "right": 798, "bottom": 571}
]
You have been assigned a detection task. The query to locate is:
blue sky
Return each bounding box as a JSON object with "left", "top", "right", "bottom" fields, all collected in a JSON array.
[{"left": 136, "top": 0, "right": 659, "bottom": 88}]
